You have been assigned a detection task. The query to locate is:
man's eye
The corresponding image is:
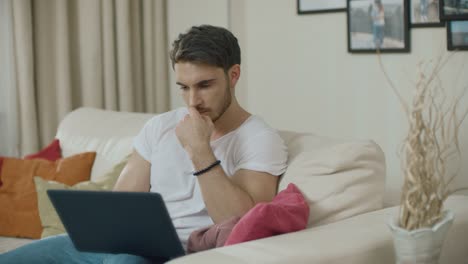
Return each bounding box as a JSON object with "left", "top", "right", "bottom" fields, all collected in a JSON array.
[
  {"left": 179, "top": 86, "right": 188, "bottom": 91},
  {"left": 199, "top": 84, "right": 210, "bottom": 89}
]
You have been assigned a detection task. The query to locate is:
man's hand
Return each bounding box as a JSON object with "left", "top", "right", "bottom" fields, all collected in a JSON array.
[{"left": 175, "top": 107, "right": 214, "bottom": 158}]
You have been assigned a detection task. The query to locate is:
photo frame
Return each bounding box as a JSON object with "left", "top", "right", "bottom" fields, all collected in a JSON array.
[
  {"left": 410, "top": 0, "right": 445, "bottom": 27},
  {"left": 440, "top": 0, "right": 468, "bottom": 20},
  {"left": 347, "top": 0, "right": 410, "bottom": 53},
  {"left": 447, "top": 20, "right": 468, "bottom": 50},
  {"left": 297, "top": 0, "right": 347, "bottom": 14}
]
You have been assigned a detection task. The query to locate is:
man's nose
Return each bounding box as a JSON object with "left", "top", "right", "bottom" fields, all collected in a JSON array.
[{"left": 188, "top": 89, "right": 201, "bottom": 107}]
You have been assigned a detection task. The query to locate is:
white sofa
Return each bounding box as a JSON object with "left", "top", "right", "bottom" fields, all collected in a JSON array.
[{"left": 1, "top": 107, "right": 467, "bottom": 263}]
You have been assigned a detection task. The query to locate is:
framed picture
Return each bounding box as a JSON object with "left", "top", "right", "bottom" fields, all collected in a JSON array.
[
  {"left": 440, "top": 0, "right": 468, "bottom": 20},
  {"left": 447, "top": 20, "right": 468, "bottom": 50},
  {"left": 410, "top": 0, "right": 445, "bottom": 27},
  {"left": 347, "top": 0, "right": 410, "bottom": 53},
  {"left": 297, "top": 0, "right": 346, "bottom": 14}
]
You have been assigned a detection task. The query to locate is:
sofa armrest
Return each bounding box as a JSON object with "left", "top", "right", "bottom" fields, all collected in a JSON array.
[{"left": 167, "top": 195, "right": 468, "bottom": 264}]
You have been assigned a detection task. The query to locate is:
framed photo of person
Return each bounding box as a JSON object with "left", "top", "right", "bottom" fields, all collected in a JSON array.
[
  {"left": 410, "top": 0, "right": 445, "bottom": 27},
  {"left": 297, "top": 0, "right": 346, "bottom": 14},
  {"left": 347, "top": 0, "right": 410, "bottom": 53},
  {"left": 440, "top": 0, "right": 468, "bottom": 20},
  {"left": 447, "top": 20, "right": 468, "bottom": 50}
]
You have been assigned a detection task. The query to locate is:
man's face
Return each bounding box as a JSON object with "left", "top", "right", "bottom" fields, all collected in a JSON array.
[{"left": 175, "top": 62, "right": 232, "bottom": 123}]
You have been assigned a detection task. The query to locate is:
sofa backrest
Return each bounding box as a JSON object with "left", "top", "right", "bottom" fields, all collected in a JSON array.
[
  {"left": 56, "top": 107, "right": 386, "bottom": 226},
  {"left": 56, "top": 107, "right": 153, "bottom": 181},
  {"left": 278, "top": 130, "right": 386, "bottom": 227}
]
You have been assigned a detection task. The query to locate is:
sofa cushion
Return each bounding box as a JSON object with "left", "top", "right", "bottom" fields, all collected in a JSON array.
[
  {"left": 55, "top": 108, "right": 153, "bottom": 182},
  {"left": 34, "top": 157, "right": 127, "bottom": 238},
  {"left": 0, "top": 139, "right": 62, "bottom": 187},
  {"left": 278, "top": 131, "right": 386, "bottom": 227},
  {"left": 0, "top": 237, "right": 34, "bottom": 254},
  {"left": 0, "top": 152, "right": 96, "bottom": 238},
  {"left": 23, "top": 139, "right": 61, "bottom": 160}
]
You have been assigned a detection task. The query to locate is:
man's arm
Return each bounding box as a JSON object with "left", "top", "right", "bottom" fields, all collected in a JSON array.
[
  {"left": 195, "top": 158, "right": 278, "bottom": 223},
  {"left": 175, "top": 107, "right": 282, "bottom": 223},
  {"left": 184, "top": 130, "right": 279, "bottom": 224},
  {"left": 113, "top": 149, "right": 151, "bottom": 192}
]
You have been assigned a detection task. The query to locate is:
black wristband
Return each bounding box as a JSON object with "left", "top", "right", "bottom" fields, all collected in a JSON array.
[{"left": 193, "top": 160, "right": 221, "bottom": 176}]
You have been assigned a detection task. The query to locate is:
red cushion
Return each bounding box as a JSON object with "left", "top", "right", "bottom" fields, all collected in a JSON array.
[
  {"left": 224, "top": 183, "right": 309, "bottom": 246},
  {"left": 23, "top": 139, "right": 61, "bottom": 160},
  {"left": 0, "top": 139, "right": 62, "bottom": 187}
]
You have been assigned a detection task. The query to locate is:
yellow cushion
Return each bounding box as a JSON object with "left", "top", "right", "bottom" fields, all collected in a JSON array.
[{"left": 34, "top": 158, "right": 128, "bottom": 238}]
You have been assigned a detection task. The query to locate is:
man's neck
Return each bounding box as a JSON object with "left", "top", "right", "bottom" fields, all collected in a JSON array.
[{"left": 211, "top": 100, "right": 250, "bottom": 141}]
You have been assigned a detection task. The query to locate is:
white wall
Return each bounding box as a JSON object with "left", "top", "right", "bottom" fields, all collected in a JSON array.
[{"left": 168, "top": 0, "right": 468, "bottom": 205}]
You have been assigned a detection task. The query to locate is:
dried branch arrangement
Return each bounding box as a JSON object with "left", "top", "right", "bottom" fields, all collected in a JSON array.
[{"left": 378, "top": 54, "right": 468, "bottom": 230}]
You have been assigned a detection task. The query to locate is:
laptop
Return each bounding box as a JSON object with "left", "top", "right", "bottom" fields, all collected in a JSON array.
[{"left": 47, "top": 190, "right": 185, "bottom": 261}]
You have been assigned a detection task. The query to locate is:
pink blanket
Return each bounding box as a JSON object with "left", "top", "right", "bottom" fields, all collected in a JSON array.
[
  {"left": 187, "top": 183, "right": 309, "bottom": 253},
  {"left": 187, "top": 216, "right": 240, "bottom": 253}
]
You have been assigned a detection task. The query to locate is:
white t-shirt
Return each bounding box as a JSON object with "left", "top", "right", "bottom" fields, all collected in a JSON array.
[
  {"left": 371, "top": 4, "right": 385, "bottom": 26},
  {"left": 133, "top": 107, "right": 288, "bottom": 249}
]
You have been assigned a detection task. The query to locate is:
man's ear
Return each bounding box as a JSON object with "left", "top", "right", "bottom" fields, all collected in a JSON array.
[{"left": 228, "top": 64, "right": 241, "bottom": 88}]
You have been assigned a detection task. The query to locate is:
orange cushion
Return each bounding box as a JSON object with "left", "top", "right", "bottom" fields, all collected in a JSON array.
[
  {"left": 0, "top": 139, "right": 62, "bottom": 187},
  {"left": 0, "top": 152, "right": 96, "bottom": 238}
]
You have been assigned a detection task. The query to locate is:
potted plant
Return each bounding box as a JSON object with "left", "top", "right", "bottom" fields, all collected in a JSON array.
[{"left": 379, "top": 54, "right": 468, "bottom": 263}]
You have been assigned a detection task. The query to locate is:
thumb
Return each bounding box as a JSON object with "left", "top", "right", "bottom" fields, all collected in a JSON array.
[{"left": 188, "top": 107, "right": 201, "bottom": 119}]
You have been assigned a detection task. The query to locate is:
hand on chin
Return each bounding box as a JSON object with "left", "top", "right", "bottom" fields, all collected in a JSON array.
[{"left": 175, "top": 107, "right": 214, "bottom": 157}]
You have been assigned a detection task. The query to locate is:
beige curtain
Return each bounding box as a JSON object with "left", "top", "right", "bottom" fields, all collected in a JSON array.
[
  {"left": 0, "top": 0, "right": 19, "bottom": 156},
  {"left": 11, "top": 0, "right": 169, "bottom": 155}
]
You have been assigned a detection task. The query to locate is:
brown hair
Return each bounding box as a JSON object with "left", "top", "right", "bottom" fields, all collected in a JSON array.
[{"left": 169, "top": 25, "right": 241, "bottom": 73}]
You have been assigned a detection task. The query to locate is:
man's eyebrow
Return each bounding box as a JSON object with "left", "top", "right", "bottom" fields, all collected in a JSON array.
[
  {"left": 196, "top": 79, "right": 216, "bottom": 85},
  {"left": 176, "top": 79, "right": 216, "bottom": 86}
]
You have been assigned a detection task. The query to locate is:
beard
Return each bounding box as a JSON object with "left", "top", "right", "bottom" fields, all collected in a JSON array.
[{"left": 211, "top": 80, "right": 232, "bottom": 123}]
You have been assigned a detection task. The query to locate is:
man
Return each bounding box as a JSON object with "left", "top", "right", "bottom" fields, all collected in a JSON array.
[{"left": 0, "top": 25, "right": 288, "bottom": 263}]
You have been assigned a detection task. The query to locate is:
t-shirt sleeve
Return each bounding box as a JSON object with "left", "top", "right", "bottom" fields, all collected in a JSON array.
[
  {"left": 234, "top": 130, "right": 288, "bottom": 176},
  {"left": 133, "top": 116, "right": 160, "bottom": 162}
]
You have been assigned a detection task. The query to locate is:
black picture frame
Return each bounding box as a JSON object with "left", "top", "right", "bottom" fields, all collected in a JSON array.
[
  {"left": 410, "top": 0, "right": 445, "bottom": 27},
  {"left": 440, "top": 0, "right": 468, "bottom": 20},
  {"left": 447, "top": 20, "right": 468, "bottom": 50},
  {"left": 347, "top": 0, "right": 410, "bottom": 53},
  {"left": 297, "top": 0, "right": 347, "bottom": 14}
]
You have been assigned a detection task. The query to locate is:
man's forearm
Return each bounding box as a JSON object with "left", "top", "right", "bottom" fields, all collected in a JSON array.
[
  {"left": 198, "top": 169, "right": 255, "bottom": 223},
  {"left": 113, "top": 150, "right": 151, "bottom": 192},
  {"left": 190, "top": 146, "right": 255, "bottom": 223}
]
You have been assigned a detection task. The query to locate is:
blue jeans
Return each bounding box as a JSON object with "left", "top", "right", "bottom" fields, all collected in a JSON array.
[
  {"left": 420, "top": 0, "right": 428, "bottom": 16},
  {"left": 373, "top": 24, "right": 384, "bottom": 48},
  {"left": 0, "top": 234, "right": 161, "bottom": 264}
]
